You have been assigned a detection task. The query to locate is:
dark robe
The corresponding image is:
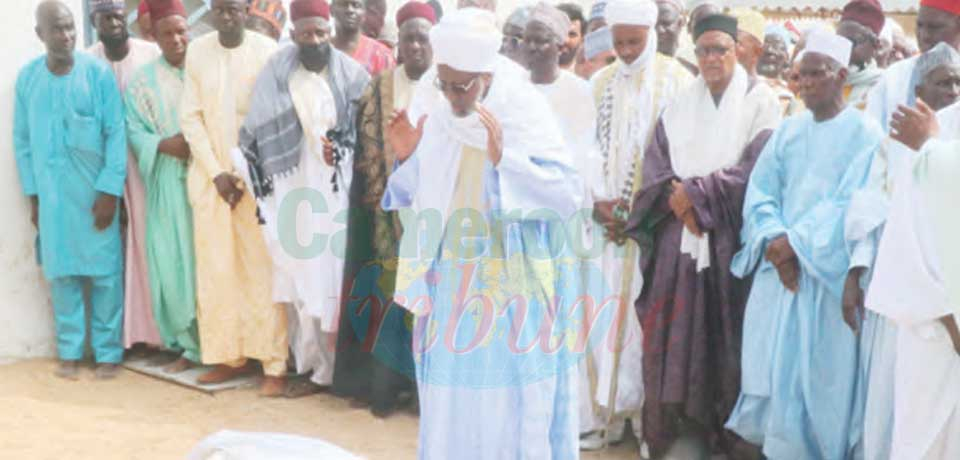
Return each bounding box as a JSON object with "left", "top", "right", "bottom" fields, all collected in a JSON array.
[
  {"left": 333, "top": 70, "right": 416, "bottom": 414},
  {"left": 624, "top": 119, "right": 773, "bottom": 457}
]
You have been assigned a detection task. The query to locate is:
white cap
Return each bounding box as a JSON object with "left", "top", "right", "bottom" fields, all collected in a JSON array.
[
  {"left": 801, "top": 30, "right": 853, "bottom": 68},
  {"left": 606, "top": 0, "right": 658, "bottom": 28},
  {"left": 430, "top": 7, "right": 502, "bottom": 73},
  {"left": 917, "top": 42, "right": 960, "bottom": 81}
]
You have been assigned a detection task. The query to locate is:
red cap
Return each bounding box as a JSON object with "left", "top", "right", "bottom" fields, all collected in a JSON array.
[
  {"left": 138, "top": 0, "right": 150, "bottom": 17},
  {"left": 147, "top": 0, "right": 187, "bottom": 21},
  {"left": 922, "top": 0, "right": 960, "bottom": 16},
  {"left": 396, "top": 2, "right": 437, "bottom": 27},
  {"left": 290, "top": 0, "right": 331, "bottom": 22},
  {"left": 841, "top": 0, "right": 885, "bottom": 35}
]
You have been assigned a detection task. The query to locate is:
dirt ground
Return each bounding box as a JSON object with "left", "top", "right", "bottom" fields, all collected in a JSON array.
[{"left": 0, "top": 359, "right": 637, "bottom": 460}]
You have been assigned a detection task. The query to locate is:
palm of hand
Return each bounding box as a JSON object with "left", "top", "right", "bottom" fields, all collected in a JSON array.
[{"left": 388, "top": 110, "right": 425, "bottom": 162}]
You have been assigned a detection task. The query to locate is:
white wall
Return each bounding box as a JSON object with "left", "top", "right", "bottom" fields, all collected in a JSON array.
[{"left": 0, "top": 0, "right": 86, "bottom": 358}]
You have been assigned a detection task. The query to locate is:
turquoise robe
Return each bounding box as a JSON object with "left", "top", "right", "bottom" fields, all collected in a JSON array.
[
  {"left": 124, "top": 57, "right": 200, "bottom": 362},
  {"left": 725, "top": 108, "right": 882, "bottom": 459},
  {"left": 14, "top": 52, "right": 126, "bottom": 279},
  {"left": 14, "top": 52, "right": 126, "bottom": 363}
]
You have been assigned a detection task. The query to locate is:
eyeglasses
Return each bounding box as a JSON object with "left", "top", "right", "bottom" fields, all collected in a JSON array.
[
  {"left": 502, "top": 36, "right": 523, "bottom": 49},
  {"left": 694, "top": 45, "right": 732, "bottom": 58},
  {"left": 434, "top": 76, "right": 480, "bottom": 95}
]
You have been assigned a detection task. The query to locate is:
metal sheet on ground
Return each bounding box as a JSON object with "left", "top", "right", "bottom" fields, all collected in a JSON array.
[{"left": 122, "top": 357, "right": 259, "bottom": 394}]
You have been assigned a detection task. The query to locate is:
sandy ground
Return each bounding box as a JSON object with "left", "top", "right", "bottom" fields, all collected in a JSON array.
[{"left": 1, "top": 359, "right": 638, "bottom": 460}]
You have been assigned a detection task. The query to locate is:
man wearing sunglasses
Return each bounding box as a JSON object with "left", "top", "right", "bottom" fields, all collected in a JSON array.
[
  {"left": 625, "top": 13, "right": 781, "bottom": 459},
  {"left": 382, "top": 7, "right": 583, "bottom": 459}
]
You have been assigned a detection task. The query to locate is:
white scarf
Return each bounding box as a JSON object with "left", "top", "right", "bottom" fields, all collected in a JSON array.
[
  {"left": 597, "top": 29, "right": 659, "bottom": 204},
  {"left": 662, "top": 65, "right": 752, "bottom": 271}
]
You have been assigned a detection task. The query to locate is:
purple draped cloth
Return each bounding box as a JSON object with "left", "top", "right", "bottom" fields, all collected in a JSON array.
[{"left": 624, "top": 119, "right": 773, "bottom": 457}]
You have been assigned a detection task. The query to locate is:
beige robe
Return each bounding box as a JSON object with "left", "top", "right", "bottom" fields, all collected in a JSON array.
[{"left": 179, "top": 32, "right": 287, "bottom": 375}]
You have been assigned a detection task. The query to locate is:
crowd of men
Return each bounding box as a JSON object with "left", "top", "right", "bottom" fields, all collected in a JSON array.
[{"left": 13, "top": 0, "right": 960, "bottom": 458}]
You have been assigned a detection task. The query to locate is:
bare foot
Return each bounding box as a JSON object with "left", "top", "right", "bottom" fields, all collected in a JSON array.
[
  {"left": 260, "top": 376, "right": 286, "bottom": 397},
  {"left": 94, "top": 363, "right": 121, "bottom": 380},
  {"left": 55, "top": 360, "right": 79, "bottom": 381},
  {"left": 197, "top": 364, "right": 252, "bottom": 385},
  {"left": 163, "top": 357, "right": 195, "bottom": 374}
]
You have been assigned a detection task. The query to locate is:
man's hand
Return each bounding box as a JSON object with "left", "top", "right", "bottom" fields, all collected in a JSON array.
[
  {"left": 387, "top": 109, "right": 427, "bottom": 163},
  {"left": 775, "top": 258, "right": 800, "bottom": 293},
  {"left": 593, "top": 199, "right": 622, "bottom": 226},
  {"left": 91, "top": 193, "right": 118, "bottom": 231},
  {"left": 765, "top": 235, "right": 796, "bottom": 267},
  {"left": 842, "top": 268, "right": 866, "bottom": 334},
  {"left": 679, "top": 209, "right": 703, "bottom": 237},
  {"left": 213, "top": 173, "right": 244, "bottom": 210},
  {"left": 891, "top": 99, "right": 939, "bottom": 151},
  {"left": 668, "top": 180, "right": 693, "bottom": 219},
  {"left": 477, "top": 105, "right": 503, "bottom": 166},
  {"left": 939, "top": 314, "right": 960, "bottom": 358},
  {"left": 30, "top": 196, "right": 38, "bottom": 229},
  {"left": 157, "top": 133, "right": 191, "bottom": 160},
  {"left": 321, "top": 136, "right": 335, "bottom": 166}
]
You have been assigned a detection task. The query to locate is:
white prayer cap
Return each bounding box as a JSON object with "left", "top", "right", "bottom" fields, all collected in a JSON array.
[
  {"left": 430, "top": 7, "right": 502, "bottom": 73},
  {"left": 916, "top": 42, "right": 960, "bottom": 80},
  {"left": 801, "top": 30, "right": 853, "bottom": 68},
  {"left": 505, "top": 5, "right": 533, "bottom": 29},
  {"left": 529, "top": 2, "right": 572, "bottom": 42},
  {"left": 606, "top": 0, "right": 658, "bottom": 28},
  {"left": 589, "top": 0, "right": 608, "bottom": 22}
]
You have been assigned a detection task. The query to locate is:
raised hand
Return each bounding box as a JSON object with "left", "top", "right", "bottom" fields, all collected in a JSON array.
[
  {"left": 387, "top": 109, "right": 427, "bottom": 163},
  {"left": 476, "top": 105, "right": 503, "bottom": 166},
  {"left": 891, "top": 99, "right": 939, "bottom": 151}
]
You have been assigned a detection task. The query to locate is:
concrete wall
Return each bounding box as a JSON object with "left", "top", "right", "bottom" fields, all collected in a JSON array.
[{"left": 0, "top": 0, "right": 87, "bottom": 358}]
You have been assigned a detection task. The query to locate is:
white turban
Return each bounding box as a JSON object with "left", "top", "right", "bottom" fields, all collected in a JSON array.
[
  {"left": 802, "top": 30, "right": 853, "bottom": 68},
  {"left": 430, "top": 7, "right": 502, "bottom": 73},
  {"left": 606, "top": 0, "right": 658, "bottom": 27},
  {"left": 529, "top": 2, "right": 572, "bottom": 42},
  {"left": 917, "top": 42, "right": 960, "bottom": 81}
]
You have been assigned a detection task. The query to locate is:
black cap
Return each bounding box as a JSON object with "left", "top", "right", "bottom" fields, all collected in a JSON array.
[{"left": 694, "top": 14, "right": 738, "bottom": 42}]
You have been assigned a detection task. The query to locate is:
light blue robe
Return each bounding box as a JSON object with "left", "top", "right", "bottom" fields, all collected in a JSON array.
[
  {"left": 725, "top": 108, "right": 882, "bottom": 459},
  {"left": 14, "top": 52, "right": 126, "bottom": 363},
  {"left": 381, "top": 60, "right": 583, "bottom": 459}
]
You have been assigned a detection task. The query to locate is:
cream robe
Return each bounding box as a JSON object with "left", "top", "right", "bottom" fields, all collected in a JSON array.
[
  {"left": 180, "top": 32, "right": 288, "bottom": 375},
  {"left": 582, "top": 50, "right": 691, "bottom": 434}
]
